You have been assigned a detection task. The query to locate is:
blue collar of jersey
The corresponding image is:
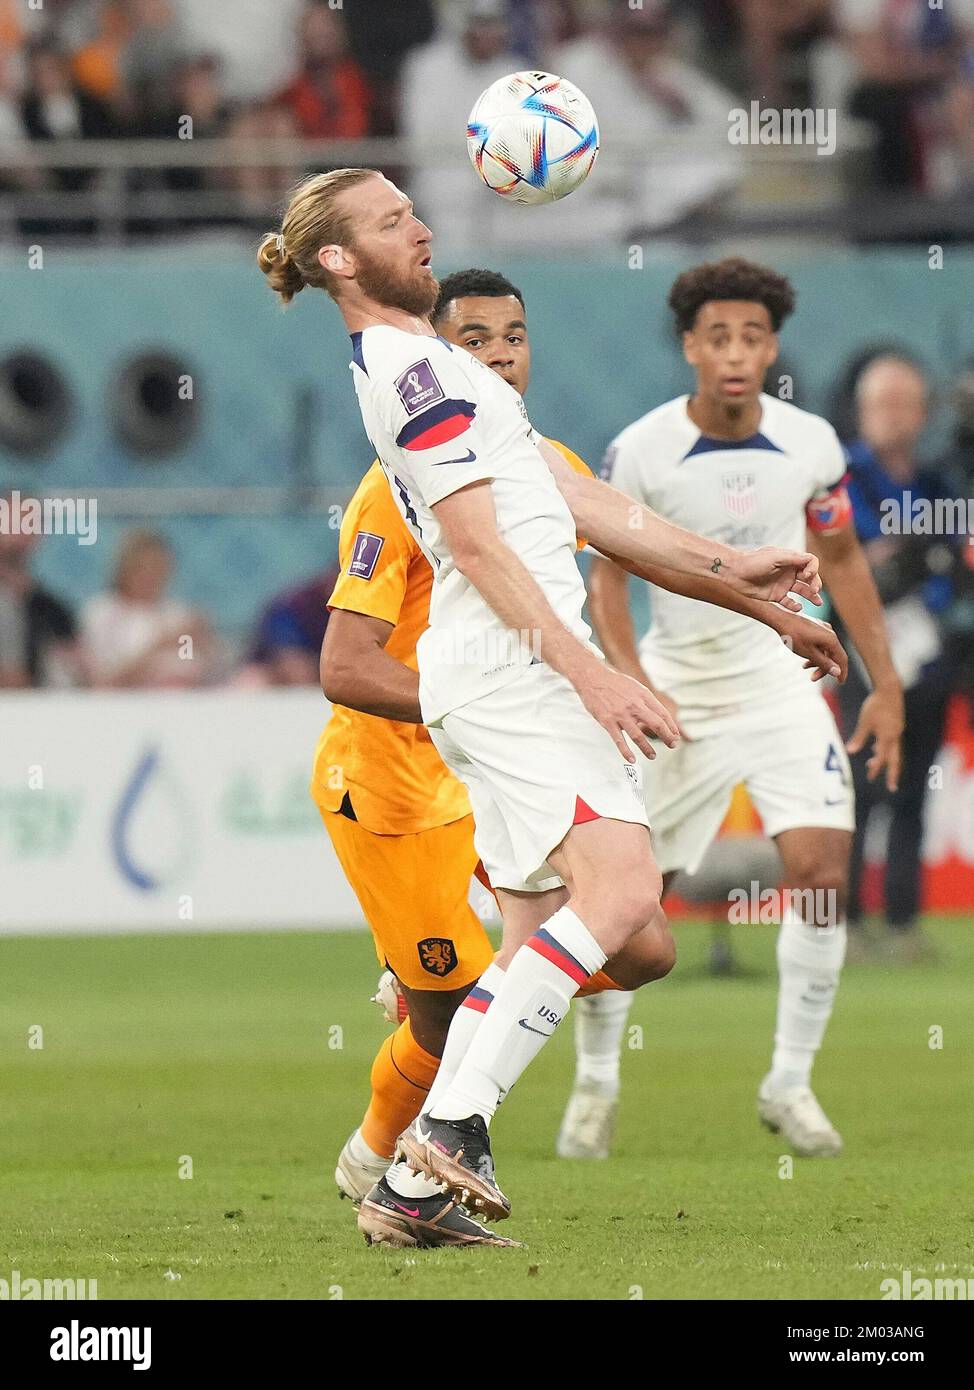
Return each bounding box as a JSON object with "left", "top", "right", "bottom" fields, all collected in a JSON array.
[{"left": 681, "top": 430, "right": 785, "bottom": 461}]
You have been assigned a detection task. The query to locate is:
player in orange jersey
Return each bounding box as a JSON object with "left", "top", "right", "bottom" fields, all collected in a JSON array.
[{"left": 312, "top": 267, "right": 847, "bottom": 1246}]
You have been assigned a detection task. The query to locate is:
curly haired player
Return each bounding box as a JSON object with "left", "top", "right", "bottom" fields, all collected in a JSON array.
[{"left": 584, "top": 257, "right": 903, "bottom": 1157}]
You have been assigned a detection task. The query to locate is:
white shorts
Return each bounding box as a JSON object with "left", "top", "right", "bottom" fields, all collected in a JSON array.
[
  {"left": 429, "top": 661, "right": 650, "bottom": 892},
  {"left": 640, "top": 693, "right": 855, "bottom": 876}
]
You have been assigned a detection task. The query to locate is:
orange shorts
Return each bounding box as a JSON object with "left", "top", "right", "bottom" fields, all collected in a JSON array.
[{"left": 319, "top": 809, "right": 495, "bottom": 992}]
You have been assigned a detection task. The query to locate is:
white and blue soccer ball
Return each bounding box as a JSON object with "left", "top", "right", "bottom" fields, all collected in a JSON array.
[{"left": 466, "top": 70, "right": 599, "bottom": 205}]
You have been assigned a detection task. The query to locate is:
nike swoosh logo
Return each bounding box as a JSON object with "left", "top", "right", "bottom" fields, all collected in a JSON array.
[
  {"left": 432, "top": 449, "right": 477, "bottom": 465},
  {"left": 389, "top": 1201, "right": 421, "bottom": 1217},
  {"left": 518, "top": 1018, "right": 552, "bottom": 1036},
  {"left": 415, "top": 1123, "right": 433, "bottom": 1144},
  {"left": 824, "top": 797, "right": 846, "bottom": 806}
]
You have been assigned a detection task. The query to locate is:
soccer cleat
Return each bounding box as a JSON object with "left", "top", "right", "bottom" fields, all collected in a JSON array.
[
  {"left": 758, "top": 1079, "right": 843, "bottom": 1157},
  {"left": 397, "top": 1112, "right": 511, "bottom": 1221},
  {"left": 555, "top": 1081, "right": 618, "bottom": 1159},
  {"left": 358, "top": 1177, "right": 522, "bottom": 1249},
  {"left": 335, "top": 1133, "right": 392, "bottom": 1205},
  {"left": 371, "top": 970, "right": 408, "bottom": 1025}
]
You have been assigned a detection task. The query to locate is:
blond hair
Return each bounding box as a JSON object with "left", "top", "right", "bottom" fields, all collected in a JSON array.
[{"left": 257, "top": 168, "right": 377, "bottom": 307}]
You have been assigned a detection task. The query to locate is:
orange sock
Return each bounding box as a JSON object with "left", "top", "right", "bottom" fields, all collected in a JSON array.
[
  {"left": 577, "top": 968, "right": 624, "bottom": 998},
  {"left": 359, "top": 1017, "right": 440, "bottom": 1158}
]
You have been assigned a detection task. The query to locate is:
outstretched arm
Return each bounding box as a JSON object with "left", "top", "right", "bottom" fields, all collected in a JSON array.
[
  {"left": 539, "top": 436, "right": 823, "bottom": 606},
  {"left": 591, "top": 545, "right": 847, "bottom": 682}
]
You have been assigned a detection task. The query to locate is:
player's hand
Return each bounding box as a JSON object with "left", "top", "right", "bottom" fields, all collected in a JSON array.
[
  {"left": 846, "top": 686, "right": 904, "bottom": 792},
  {"left": 731, "top": 546, "right": 823, "bottom": 607},
  {"left": 572, "top": 657, "right": 681, "bottom": 761},
  {"left": 647, "top": 685, "right": 687, "bottom": 740},
  {"left": 775, "top": 610, "right": 848, "bottom": 684},
  {"left": 610, "top": 659, "right": 688, "bottom": 740}
]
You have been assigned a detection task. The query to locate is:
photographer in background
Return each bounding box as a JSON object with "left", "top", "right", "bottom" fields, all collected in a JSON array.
[{"left": 839, "top": 355, "right": 962, "bottom": 960}]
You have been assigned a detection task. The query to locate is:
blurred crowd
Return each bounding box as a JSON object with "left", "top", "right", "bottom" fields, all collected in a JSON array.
[
  {"left": 1, "top": 0, "right": 973, "bottom": 238},
  {"left": 0, "top": 520, "right": 340, "bottom": 690},
  {"left": 3, "top": 347, "right": 973, "bottom": 694}
]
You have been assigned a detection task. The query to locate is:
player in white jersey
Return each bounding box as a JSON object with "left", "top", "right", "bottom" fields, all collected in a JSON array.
[
  {"left": 576, "top": 258, "right": 904, "bottom": 1159},
  {"left": 258, "top": 172, "right": 828, "bottom": 1240}
]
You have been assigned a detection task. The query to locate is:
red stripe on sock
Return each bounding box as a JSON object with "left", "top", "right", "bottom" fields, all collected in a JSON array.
[
  {"left": 526, "top": 934, "right": 589, "bottom": 986},
  {"left": 462, "top": 993, "right": 491, "bottom": 1013}
]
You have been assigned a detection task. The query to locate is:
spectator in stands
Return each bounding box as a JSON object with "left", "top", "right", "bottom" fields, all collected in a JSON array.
[
  {"left": 342, "top": 0, "right": 435, "bottom": 136},
  {"left": 0, "top": 43, "right": 30, "bottom": 195},
  {"left": 67, "top": 0, "right": 133, "bottom": 110},
  {"left": 837, "top": 355, "right": 960, "bottom": 959},
  {"left": 0, "top": 496, "right": 79, "bottom": 688},
  {"left": 18, "top": 35, "right": 119, "bottom": 234},
  {"left": 243, "top": 568, "right": 340, "bottom": 686},
  {"left": 118, "top": 0, "right": 185, "bottom": 127},
  {"left": 734, "top": 0, "right": 834, "bottom": 108},
  {"left": 400, "top": 0, "right": 520, "bottom": 240},
  {"left": 0, "top": 0, "right": 30, "bottom": 142},
  {"left": 167, "top": 0, "right": 305, "bottom": 105},
  {"left": 81, "top": 529, "right": 218, "bottom": 688},
  {"left": 538, "top": 0, "right": 588, "bottom": 50},
  {"left": 838, "top": 0, "right": 974, "bottom": 191},
  {"left": 147, "top": 54, "right": 231, "bottom": 203},
  {"left": 552, "top": 0, "right": 743, "bottom": 237},
  {"left": 272, "top": 2, "right": 370, "bottom": 139},
  {"left": 20, "top": 36, "right": 118, "bottom": 173},
  {"left": 224, "top": 3, "right": 358, "bottom": 210}
]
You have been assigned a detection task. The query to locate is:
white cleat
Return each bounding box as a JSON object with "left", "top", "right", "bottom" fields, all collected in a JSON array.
[
  {"left": 371, "top": 970, "right": 407, "bottom": 1026},
  {"left": 555, "top": 1082, "right": 618, "bottom": 1160},
  {"left": 335, "top": 1133, "right": 391, "bottom": 1205},
  {"left": 758, "top": 1079, "right": 843, "bottom": 1157}
]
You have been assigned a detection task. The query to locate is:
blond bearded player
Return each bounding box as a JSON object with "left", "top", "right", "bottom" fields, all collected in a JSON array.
[
  {"left": 315, "top": 269, "right": 633, "bottom": 1224},
  {"left": 259, "top": 169, "right": 831, "bottom": 1245}
]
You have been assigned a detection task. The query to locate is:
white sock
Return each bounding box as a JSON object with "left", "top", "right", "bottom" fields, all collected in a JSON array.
[
  {"left": 769, "top": 909, "right": 847, "bottom": 1091},
  {"left": 348, "top": 1127, "right": 387, "bottom": 1168},
  {"left": 573, "top": 990, "right": 634, "bottom": 1098},
  {"left": 424, "top": 961, "right": 506, "bottom": 1114},
  {"left": 385, "top": 962, "right": 506, "bottom": 1202},
  {"left": 429, "top": 906, "right": 607, "bottom": 1123}
]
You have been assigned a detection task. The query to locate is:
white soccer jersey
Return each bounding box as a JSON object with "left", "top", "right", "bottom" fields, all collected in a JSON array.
[
  {"left": 604, "top": 393, "right": 848, "bottom": 721},
  {"left": 349, "top": 325, "right": 595, "bottom": 724}
]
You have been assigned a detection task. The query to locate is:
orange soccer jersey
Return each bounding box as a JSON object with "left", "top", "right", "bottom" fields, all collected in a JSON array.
[
  {"left": 311, "top": 459, "right": 470, "bottom": 835},
  {"left": 310, "top": 439, "right": 592, "bottom": 835}
]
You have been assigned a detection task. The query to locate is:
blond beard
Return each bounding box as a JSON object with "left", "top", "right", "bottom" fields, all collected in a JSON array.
[{"left": 353, "top": 246, "right": 440, "bottom": 318}]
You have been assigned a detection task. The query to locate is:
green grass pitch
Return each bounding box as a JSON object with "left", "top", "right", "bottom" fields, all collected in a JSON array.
[{"left": 1, "top": 920, "right": 971, "bottom": 1301}]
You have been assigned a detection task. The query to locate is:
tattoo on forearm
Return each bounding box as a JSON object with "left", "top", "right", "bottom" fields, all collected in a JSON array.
[{"left": 710, "top": 558, "right": 722, "bottom": 575}]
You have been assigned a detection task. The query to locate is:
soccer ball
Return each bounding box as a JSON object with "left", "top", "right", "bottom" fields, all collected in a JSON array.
[{"left": 466, "top": 70, "right": 599, "bottom": 205}]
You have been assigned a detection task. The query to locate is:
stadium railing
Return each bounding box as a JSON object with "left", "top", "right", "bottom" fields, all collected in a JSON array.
[{"left": 9, "top": 132, "right": 960, "bottom": 247}]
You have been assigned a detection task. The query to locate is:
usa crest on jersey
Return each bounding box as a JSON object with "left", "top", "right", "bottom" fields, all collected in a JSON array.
[{"left": 721, "top": 471, "right": 757, "bottom": 521}]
